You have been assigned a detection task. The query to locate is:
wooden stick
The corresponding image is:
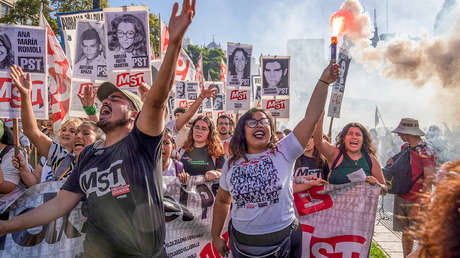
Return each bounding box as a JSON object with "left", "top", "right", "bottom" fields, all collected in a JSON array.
[
  {"left": 13, "top": 118, "right": 20, "bottom": 156},
  {"left": 327, "top": 116, "right": 334, "bottom": 140}
]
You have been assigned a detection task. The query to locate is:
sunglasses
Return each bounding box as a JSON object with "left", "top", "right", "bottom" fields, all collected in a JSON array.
[{"left": 245, "top": 118, "right": 270, "bottom": 128}]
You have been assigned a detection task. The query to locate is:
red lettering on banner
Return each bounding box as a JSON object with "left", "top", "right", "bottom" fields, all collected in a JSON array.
[
  {"left": 176, "top": 58, "right": 190, "bottom": 81},
  {"left": 294, "top": 186, "right": 333, "bottom": 216},
  {"left": 200, "top": 232, "right": 229, "bottom": 258},
  {"left": 178, "top": 100, "right": 193, "bottom": 109},
  {"left": 230, "top": 90, "right": 247, "bottom": 100},
  {"left": 77, "top": 83, "right": 93, "bottom": 95},
  {"left": 302, "top": 224, "right": 366, "bottom": 258},
  {"left": 0, "top": 78, "right": 44, "bottom": 108},
  {"left": 266, "top": 99, "right": 286, "bottom": 110},
  {"left": 116, "top": 72, "right": 145, "bottom": 88}
]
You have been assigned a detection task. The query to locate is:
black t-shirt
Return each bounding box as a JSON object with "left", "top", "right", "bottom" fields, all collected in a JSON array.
[
  {"left": 180, "top": 146, "right": 225, "bottom": 176},
  {"left": 62, "top": 124, "right": 166, "bottom": 257},
  {"left": 294, "top": 155, "right": 329, "bottom": 180}
]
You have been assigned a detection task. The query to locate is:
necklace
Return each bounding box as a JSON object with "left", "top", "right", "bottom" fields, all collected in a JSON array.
[{"left": 354, "top": 159, "right": 358, "bottom": 167}]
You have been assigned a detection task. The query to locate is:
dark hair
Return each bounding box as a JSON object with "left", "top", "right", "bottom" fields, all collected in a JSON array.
[
  {"left": 262, "top": 58, "right": 289, "bottom": 88},
  {"left": 412, "top": 159, "right": 460, "bottom": 257},
  {"left": 182, "top": 116, "right": 224, "bottom": 158},
  {"left": 163, "top": 128, "right": 175, "bottom": 145},
  {"left": 0, "top": 125, "right": 14, "bottom": 146},
  {"left": 217, "top": 114, "right": 234, "bottom": 127},
  {"left": 0, "top": 33, "right": 14, "bottom": 69},
  {"left": 81, "top": 28, "right": 101, "bottom": 45},
  {"left": 335, "top": 122, "right": 376, "bottom": 156},
  {"left": 228, "top": 108, "right": 278, "bottom": 168},
  {"left": 174, "top": 107, "right": 186, "bottom": 116},
  {"left": 108, "top": 14, "right": 147, "bottom": 56},
  {"left": 283, "top": 128, "right": 292, "bottom": 135},
  {"left": 229, "top": 48, "right": 250, "bottom": 78}
]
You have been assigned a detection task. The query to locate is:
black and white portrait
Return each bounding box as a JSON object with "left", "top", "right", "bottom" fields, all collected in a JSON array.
[
  {"left": 213, "top": 93, "right": 224, "bottom": 111},
  {"left": 0, "top": 33, "right": 14, "bottom": 70},
  {"left": 227, "top": 42, "right": 252, "bottom": 87},
  {"left": 262, "top": 57, "right": 290, "bottom": 96},
  {"left": 105, "top": 10, "right": 150, "bottom": 69},
  {"left": 176, "top": 81, "right": 186, "bottom": 99},
  {"left": 187, "top": 92, "right": 197, "bottom": 100},
  {"left": 203, "top": 97, "right": 212, "bottom": 109},
  {"left": 73, "top": 21, "right": 106, "bottom": 79},
  {"left": 251, "top": 75, "right": 262, "bottom": 101}
]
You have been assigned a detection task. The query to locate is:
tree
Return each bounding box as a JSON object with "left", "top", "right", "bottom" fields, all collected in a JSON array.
[
  {"left": 185, "top": 44, "right": 226, "bottom": 81},
  {"left": 149, "top": 13, "right": 160, "bottom": 58},
  {"left": 0, "top": 0, "right": 108, "bottom": 36}
]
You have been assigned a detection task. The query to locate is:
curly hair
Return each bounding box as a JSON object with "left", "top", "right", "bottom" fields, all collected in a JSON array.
[
  {"left": 335, "top": 122, "right": 376, "bottom": 156},
  {"left": 182, "top": 116, "right": 224, "bottom": 158},
  {"left": 108, "top": 14, "right": 147, "bottom": 56},
  {"left": 412, "top": 159, "right": 460, "bottom": 258},
  {"left": 228, "top": 108, "right": 278, "bottom": 169},
  {"left": 0, "top": 33, "right": 14, "bottom": 69}
]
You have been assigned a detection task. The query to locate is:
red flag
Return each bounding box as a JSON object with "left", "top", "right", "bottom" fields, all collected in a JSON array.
[
  {"left": 160, "top": 20, "right": 169, "bottom": 58},
  {"left": 40, "top": 13, "right": 71, "bottom": 132},
  {"left": 195, "top": 52, "right": 203, "bottom": 83},
  {"left": 176, "top": 48, "right": 196, "bottom": 81},
  {"left": 219, "top": 58, "right": 227, "bottom": 82}
]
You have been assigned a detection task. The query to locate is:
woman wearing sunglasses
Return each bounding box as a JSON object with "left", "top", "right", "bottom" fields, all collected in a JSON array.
[{"left": 211, "top": 62, "right": 339, "bottom": 257}]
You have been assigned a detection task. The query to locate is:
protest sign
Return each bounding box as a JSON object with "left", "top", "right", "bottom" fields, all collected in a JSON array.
[
  {"left": 69, "top": 80, "right": 101, "bottom": 118},
  {"left": 227, "top": 42, "right": 252, "bottom": 87},
  {"left": 262, "top": 98, "right": 289, "bottom": 119},
  {"left": 72, "top": 20, "right": 107, "bottom": 80},
  {"left": 0, "top": 73, "right": 47, "bottom": 119},
  {"left": 327, "top": 47, "right": 351, "bottom": 118},
  {"left": 0, "top": 182, "right": 85, "bottom": 258},
  {"left": 176, "top": 48, "right": 196, "bottom": 81},
  {"left": 226, "top": 87, "right": 250, "bottom": 111},
  {"left": 57, "top": 10, "right": 104, "bottom": 66},
  {"left": 175, "top": 81, "right": 186, "bottom": 99},
  {"left": 261, "top": 56, "right": 290, "bottom": 96},
  {"left": 251, "top": 75, "right": 261, "bottom": 101},
  {"left": 104, "top": 7, "right": 150, "bottom": 70},
  {"left": 295, "top": 182, "right": 380, "bottom": 257},
  {"left": 109, "top": 69, "right": 152, "bottom": 94}
]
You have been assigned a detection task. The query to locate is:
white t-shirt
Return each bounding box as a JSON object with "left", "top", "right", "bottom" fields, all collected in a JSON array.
[
  {"left": 1, "top": 146, "right": 21, "bottom": 185},
  {"left": 220, "top": 136, "right": 232, "bottom": 145},
  {"left": 166, "top": 119, "right": 189, "bottom": 149},
  {"left": 219, "top": 133, "right": 304, "bottom": 235},
  {"left": 162, "top": 159, "right": 177, "bottom": 177}
]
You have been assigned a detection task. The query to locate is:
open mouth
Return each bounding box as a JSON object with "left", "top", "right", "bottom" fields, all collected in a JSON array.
[
  {"left": 100, "top": 105, "right": 112, "bottom": 116},
  {"left": 74, "top": 143, "right": 85, "bottom": 148},
  {"left": 349, "top": 141, "right": 359, "bottom": 147},
  {"left": 253, "top": 130, "right": 265, "bottom": 139}
]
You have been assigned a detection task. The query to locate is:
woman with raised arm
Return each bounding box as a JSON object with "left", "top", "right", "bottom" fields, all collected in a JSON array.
[
  {"left": 211, "top": 62, "right": 339, "bottom": 257},
  {"left": 313, "top": 113, "right": 385, "bottom": 186}
]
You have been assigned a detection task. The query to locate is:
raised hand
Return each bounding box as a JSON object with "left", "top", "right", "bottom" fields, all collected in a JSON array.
[
  {"left": 77, "top": 85, "right": 96, "bottom": 108},
  {"left": 199, "top": 88, "right": 215, "bottom": 99},
  {"left": 319, "top": 61, "right": 340, "bottom": 84},
  {"left": 138, "top": 83, "right": 150, "bottom": 102},
  {"left": 168, "top": 0, "right": 196, "bottom": 45},
  {"left": 10, "top": 65, "right": 32, "bottom": 96}
]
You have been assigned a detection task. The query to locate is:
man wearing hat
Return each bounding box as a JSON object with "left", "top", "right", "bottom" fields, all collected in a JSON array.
[
  {"left": 388, "top": 118, "right": 436, "bottom": 257},
  {"left": 0, "top": 1, "right": 196, "bottom": 257}
]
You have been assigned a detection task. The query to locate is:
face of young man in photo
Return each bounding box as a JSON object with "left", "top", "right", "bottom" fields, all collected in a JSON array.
[
  {"left": 82, "top": 39, "right": 101, "bottom": 60},
  {"left": 264, "top": 61, "right": 283, "bottom": 87}
]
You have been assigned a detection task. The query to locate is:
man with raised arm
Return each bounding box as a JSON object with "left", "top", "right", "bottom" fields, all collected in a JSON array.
[{"left": 0, "top": 1, "right": 196, "bottom": 257}]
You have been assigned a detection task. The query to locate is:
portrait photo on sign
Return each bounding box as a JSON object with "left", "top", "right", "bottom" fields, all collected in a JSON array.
[
  {"left": 251, "top": 75, "right": 262, "bottom": 101},
  {"left": 261, "top": 56, "right": 290, "bottom": 96},
  {"left": 227, "top": 42, "right": 252, "bottom": 87},
  {"left": 105, "top": 9, "right": 150, "bottom": 70},
  {"left": 0, "top": 25, "right": 46, "bottom": 73},
  {"left": 213, "top": 93, "right": 225, "bottom": 111},
  {"left": 73, "top": 20, "right": 107, "bottom": 80},
  {"left": 176, "top": 81, "right": 186, "bottom": 99}
]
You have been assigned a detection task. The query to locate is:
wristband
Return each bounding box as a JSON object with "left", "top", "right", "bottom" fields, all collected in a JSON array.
[
  {"left": 319, "top": 79, "right": 330, "bottom": 85},
  {"left": 83, "top": 105, "right": 97, "bottom": 116}
]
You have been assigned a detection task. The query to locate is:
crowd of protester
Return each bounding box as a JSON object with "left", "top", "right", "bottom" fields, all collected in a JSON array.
[{"left": 0, "top": 1, "right": 458, "bottom": 257}]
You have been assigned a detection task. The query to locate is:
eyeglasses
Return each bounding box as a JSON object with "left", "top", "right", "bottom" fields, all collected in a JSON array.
[
  {"left": 245, "top": 118, "right": 270, "bottom": 128},
  {"left": 117, "top": 30, "right": 136, "bottom": 39}
]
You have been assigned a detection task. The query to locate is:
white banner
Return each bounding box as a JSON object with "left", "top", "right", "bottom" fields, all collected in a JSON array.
[
  {"left": 295, "top": 182, "right": 380, "bottom": 257},
  {"left": 226, "top": 87, "right": 250, "bottom": 111},
  {"left": 262, "top": 98, "right": 289, "bottom": 119},
  {"left": 57, "top": 10, "right": 104, "bottom": 67},
  {"left": 327, "top": 48, "right": 351, "bottom": 118},
  {"left": 104, "top": 7, "right": 151, "bottom": 71}
]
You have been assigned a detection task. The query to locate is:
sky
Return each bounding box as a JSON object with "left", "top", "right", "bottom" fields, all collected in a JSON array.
[{"left": 107, "top": 0, "right": 456, "bottom": 132}]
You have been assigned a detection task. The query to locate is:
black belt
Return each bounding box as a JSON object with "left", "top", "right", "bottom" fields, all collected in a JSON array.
[{"left": 230, "top": 219, "right": 299, "bottom": 246}]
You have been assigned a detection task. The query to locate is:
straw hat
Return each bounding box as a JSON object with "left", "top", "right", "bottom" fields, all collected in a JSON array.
[{"left": 392, "top": 118, "right": 425, "bottom": 136}]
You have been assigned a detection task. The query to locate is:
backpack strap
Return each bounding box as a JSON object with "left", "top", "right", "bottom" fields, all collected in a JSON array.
[
  {"left": 331, "top": 151, "right": 343, "bottom": 170},
  {"left": 0, "top": 145, "right": 13, "bottom": 164}
]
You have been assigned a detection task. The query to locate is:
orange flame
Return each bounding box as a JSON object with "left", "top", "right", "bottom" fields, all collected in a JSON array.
[{"left": 330, "top": 10, "right": 355, "bottom": 37}]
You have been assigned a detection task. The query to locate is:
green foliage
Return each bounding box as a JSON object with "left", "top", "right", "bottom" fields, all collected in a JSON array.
[
  {"left": 149, "top": 13, "right": 160, "bottom": 58},
  {"left": 370, "top": 242, "right": 387, "bottom": 258},
  {"left": 185, "top": 44, "right": 226, "bottom": 81}
]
